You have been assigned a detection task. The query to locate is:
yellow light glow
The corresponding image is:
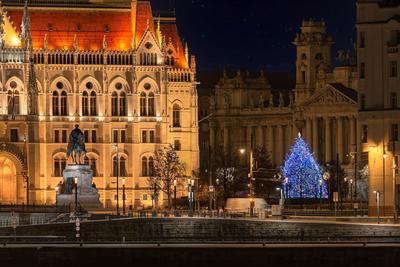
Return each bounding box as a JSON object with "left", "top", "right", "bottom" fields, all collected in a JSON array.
[{"left": 10, "top": 36, "right": 21, "bottom": 47}]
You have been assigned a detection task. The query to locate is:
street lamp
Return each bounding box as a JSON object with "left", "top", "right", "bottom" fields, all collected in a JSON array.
[
  {"left": 319, "top": 178, "right": 323, "bottom": 207},
  {"left": 239, "top": 147, "right": 255, "bottom": 202},
  {"left": 122, "top": 177, "right": 126, "bottom": 215},
  {"left": 276, "top": 187, "right": 284, "bottom": 208},
  {"left": 373, "top": 190, "right": 381, "bottom": 224},
  {"left": 323, "top": 171, "right": 330, "bottom": 208},
  {"left": 174, "top": 179, "right": 177, "bottom": 210},
  {"left": 350, "top": 178, "right": 353, "bottom": 206},
  {"left": 188, "top": 178, "right": 194, "bottom": 216},
  {"left": 74, "top": 177, "right": 78, "bottom": 212},
  {"left": 55, "top": 186, "right": 59, "bottom": 206}
]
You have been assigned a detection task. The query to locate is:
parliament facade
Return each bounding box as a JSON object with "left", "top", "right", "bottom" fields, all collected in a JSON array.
[{"left": 0, "top": 0, "right": 199, "bottom": 208}]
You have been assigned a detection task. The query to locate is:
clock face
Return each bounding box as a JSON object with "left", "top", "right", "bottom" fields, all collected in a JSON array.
[
  {"left": 167, "top": 49, "right": 173, "bottom": 55},
  {"left": 145, "top": 42, "right": 153, "bottom": 49}
]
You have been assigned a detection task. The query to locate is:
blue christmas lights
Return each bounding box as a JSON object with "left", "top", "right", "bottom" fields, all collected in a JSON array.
[{"left": 281, "top": 134, "right": 328, "bottom": 199}]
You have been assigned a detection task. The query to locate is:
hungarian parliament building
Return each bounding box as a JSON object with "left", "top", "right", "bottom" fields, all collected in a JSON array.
[{"left": 0, "top": 0, "right": 199, "bottom": 208}]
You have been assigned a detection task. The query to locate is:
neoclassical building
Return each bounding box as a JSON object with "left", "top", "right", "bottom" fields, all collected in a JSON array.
[
  {"left": 358, "top": 0, "right": 400, "bottom": 215},
  {"left": 200, "top": 20, "right": 359, "bottom": 194},
  {"left": 0, "top": 0, "right": 199, "bottom": 208}
]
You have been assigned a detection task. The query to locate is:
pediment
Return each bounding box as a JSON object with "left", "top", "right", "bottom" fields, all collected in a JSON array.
[{"left": 302, "top": 84, "right": 357, "bottom": 107}]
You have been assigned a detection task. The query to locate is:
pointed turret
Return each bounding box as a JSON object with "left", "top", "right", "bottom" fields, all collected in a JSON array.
[
  {"left": 0, "top": 1, "right": 5, "bottom": 49},
  {"left": 156, "top": 16, "right": 162, "bottom": 47},
  {"left": 102, "top": 34, "right": 107, "bottom": 50},
  {"left": 184, "top": 42, "right": 189, "bottom": 64},
  {"left": 20, "top": 1, "right": 32, "bottom": 50},
  {"left": 44, "top": 34, "right": 48, "bottom": 50},
  {"left": 73, "top": 34, "right": 78, "bottom": 50}
]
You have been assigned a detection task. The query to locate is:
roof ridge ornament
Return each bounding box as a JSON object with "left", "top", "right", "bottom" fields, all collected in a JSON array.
[
  {"left": 20, "top": 0, "right": 32, "bottom": 50},
  {"left": 73, "top": 34, "right": 78, "bottom": 51},
  {"left": 102, "top": 34, "right": 107, "bottom": 50},
  {"left": 0, "top": 1, "right": 4, "bottom": 49}
]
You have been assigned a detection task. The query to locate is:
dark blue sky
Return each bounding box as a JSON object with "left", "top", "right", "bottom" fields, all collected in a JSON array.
[{"left": 152, "top": 0, "right": 357, "bottom": 72}]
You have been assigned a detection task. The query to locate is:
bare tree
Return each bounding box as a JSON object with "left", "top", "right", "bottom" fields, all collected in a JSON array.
[
  {"left": 212, "top": 146, "right": 244, "bottom": 201},
  {"left": 152, "top": 145, "right": 185, "bottom": 209}
]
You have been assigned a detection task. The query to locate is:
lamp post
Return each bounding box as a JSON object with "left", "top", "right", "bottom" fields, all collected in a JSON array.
[
  {"left": 55, "top": 186, "right": 59, "bottom": 206},
  {"left": 276, "top": 187, "right": 284, "bottom": 208},
  {"left": 350, "top": 178, "right": 353, "bottom": 207},
  {"left": 239, "top": 147, "right": 254, "bottom": 211},
  {"left": 323, "top": 170, "right": 330, "bottom": 208},
  {"left": 188, "top": 178, "right": 194, "bottom": 216},
  {"left": 174, "top": 179, "right": 177, "bottom": 210},
  {"left": 374, "top": 190, "right": 381, "bottom": 224},
  {"left": 391, "top": 139, "right": 398, "bottom": 223},
  {"left": 122, "top": 177, "right": 126, "bottom": 216},
  {"left": 113, "top": 143, "right": 120, "bottom": 216},
  {"left": 74, "top": 177, "right": 78, "bottom": 212},
  {"left": 319, "top": 178, "right": 323, "bottom": 208},
  {"left": 383, "top": 151, "right": 388, "bottom": 216}
]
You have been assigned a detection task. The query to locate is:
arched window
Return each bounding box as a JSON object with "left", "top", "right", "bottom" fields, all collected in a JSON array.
[
  {"left": 141, "top": 157, "right": 148, "bottom": 177},
  {"left": 53, "top": 156, "right": 67, "bottom": 177},
  {"left": 90, "top": 91, "right": 97, "bottom": 116},
  {"left": 113, "top": 156, "right": 126, "bottom": 177},
  {"left": 140, "top": 92, "right": 147, "bottom": 116},
  {"left": 148, "top": 92, "right": 155, "bottom": 116},
  {"left": 7, "top": 90, "right": 19, "bottom": 115},
  {"left": 52, "top": 91, "right": 59, "bottom": 116},
  {"left": 119, "top": 92, "right": 126, "bottom": 116},
  {"left": 82, "top": 91, "right": 89, "bottom": 116},
  {"left": 120, "top": 157, "right": 126, "bottom": 176},
  {"left": 112, "top": 92, "right": 118, "bottom": 116},
  {"left": 60, "top": 91, "right": 67, "bottom": 116},
  {"left": 173, "top": 104, "right": 181, "bottom": 128},
  {"left": 148, "top": 157, "right": 154, "bottom": 177}
]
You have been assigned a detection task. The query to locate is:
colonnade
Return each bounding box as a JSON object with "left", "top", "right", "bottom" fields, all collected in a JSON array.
[{"left": 209, "top": 114, "right": 357, "bottom": 167}]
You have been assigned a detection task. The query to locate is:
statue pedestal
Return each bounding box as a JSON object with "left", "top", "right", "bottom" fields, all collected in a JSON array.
[{"left": 57, "top": 165, "right": 101, "bottom": 209}]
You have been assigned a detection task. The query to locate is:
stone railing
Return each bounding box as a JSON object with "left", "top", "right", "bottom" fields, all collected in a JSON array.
[
  {"left": 167, "top": 68, "right": 193, "bottom": 82},
  {"left": 0, "top": 48, "right": 25, "bottom": 63}
]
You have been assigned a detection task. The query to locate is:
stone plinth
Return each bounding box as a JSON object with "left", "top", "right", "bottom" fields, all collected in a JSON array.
[{"left": 57, "top": 165, "right": 101, "bottom": 209}]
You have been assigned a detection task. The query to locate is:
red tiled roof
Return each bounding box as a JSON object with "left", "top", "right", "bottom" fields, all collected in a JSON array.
[
  {"left": 7, "top": 10, "right": 133, "bottom": 51},
  {"left": 160, "top": 22, "right": 188, "bottom": 69},
  {"left": 5, "top": 2, "right": 189, "bottom": 69}
]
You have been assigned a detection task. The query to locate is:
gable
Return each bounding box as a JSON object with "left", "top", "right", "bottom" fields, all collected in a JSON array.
[{"left": 302, "top": 84, "right": 358, "bottom": 107}]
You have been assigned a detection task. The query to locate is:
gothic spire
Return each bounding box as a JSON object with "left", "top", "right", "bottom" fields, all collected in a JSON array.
[
  {"left": 0, "top": 1, "right": 5, "bottom": 49},
  {"left": 28, "top": 56, "right": 38, "bottom": 115},
  {"left": 20, "top": 1, "right": 32, "bottom": 50}
]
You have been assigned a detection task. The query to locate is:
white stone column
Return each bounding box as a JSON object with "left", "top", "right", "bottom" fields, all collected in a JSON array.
[
  {"left": 313, "top": 117, "right": 319, "bottom": 160},
  {"left": 268, "top": 126, "right": 275, "bottom": 165},
  {"left": 306, "top": 117, "right": 312, "bottom": 146},
  {"left": 209, "top": 124, "right": 215, "bottom": 150},
  {"left": 350, "top": 116, "right": 356, "bottom": 149},
  {"left": 223, "top": 126, "right": 229, "bottom": 153},
  {"left": 325, "top": 117, "right": 332, "bottom": 162},
  {"left": 247, "top": 126, "right": 253, "bottom": 151},
  {"left": 337, "top": 116, "right": 344, "bottom": 163},
  {"left": 256, "top": 125, "right": 263, "bottom": 148},
  {"left": 277, "top": 125, "right": 283, "bottom": 165}
]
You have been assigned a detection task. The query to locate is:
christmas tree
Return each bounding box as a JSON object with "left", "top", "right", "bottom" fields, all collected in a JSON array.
[{"left": 281, "top": 134, "right": 328, "bottom": 199}]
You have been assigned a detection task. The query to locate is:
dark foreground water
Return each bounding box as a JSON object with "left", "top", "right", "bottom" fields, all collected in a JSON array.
[{"left": 0, "top": 244, "right": 399, "bottom": 267}]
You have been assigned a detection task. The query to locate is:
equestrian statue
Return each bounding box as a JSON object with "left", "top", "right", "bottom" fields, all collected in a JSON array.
[{"left": 67, "top": 124, "right": 87, "bottom": 165}]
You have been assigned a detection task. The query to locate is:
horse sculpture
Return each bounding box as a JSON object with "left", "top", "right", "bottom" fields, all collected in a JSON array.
[{"left": 67, "top": 125, "right": 87, "bottom": 165}]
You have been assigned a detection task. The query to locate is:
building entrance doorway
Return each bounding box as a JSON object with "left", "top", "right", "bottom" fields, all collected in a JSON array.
[{"left": 0, "top": 156, "right": 17, "bottom": 204}]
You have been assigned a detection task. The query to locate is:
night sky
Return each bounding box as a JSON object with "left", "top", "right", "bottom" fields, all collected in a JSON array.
[{"left": 152, "top": 0, "right": 357, "bottom": 72}]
